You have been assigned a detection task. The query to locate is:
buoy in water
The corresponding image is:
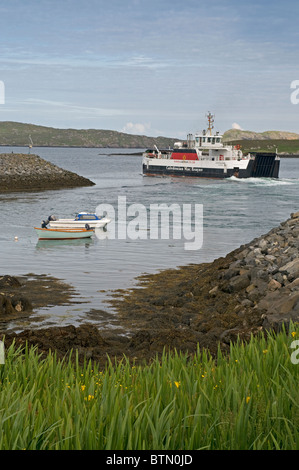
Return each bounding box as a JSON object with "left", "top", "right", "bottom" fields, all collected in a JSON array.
[{"left": 14, "top": 236, "right": 18, "bottom": 241}]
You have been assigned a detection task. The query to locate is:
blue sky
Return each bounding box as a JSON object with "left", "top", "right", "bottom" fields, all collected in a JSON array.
[{"left": 0, "top": 0, "right": 299, "bottom": 137}]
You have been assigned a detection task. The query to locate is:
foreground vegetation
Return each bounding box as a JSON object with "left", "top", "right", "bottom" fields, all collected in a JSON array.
[{"left": 0, "top": 325, "right": 298, "bottom": 450}]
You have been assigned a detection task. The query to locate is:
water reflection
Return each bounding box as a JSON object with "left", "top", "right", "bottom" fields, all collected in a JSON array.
[{"left": 36, "top": 238, "right": 94, "bottom": 250}]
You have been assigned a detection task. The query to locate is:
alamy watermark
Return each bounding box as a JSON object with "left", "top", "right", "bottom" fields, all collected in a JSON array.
[
  {"left": 0, "top": 340, "right": 4, "bottom": 364},
  {"left": 290, "top": 80, "right": 299, "bottom": 104},
  {"left": 290, "top": 339, "right": 299, "bottom": 365},
  {"left": 95, "top": 196, "right": 203, "bottom": 251},
  {"left": 0, "top": 81, "right": 5, "bottom": 104}
]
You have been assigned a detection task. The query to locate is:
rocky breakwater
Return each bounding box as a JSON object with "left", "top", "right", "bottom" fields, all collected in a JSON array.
[
  {"left": 229, "top": 210, "right": 299, "bottom": 329},
  {"left": 0, "top": 153, "right": 95, "bottom": 191}
]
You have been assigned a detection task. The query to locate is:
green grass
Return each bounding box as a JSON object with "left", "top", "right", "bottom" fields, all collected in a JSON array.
[{"left": 0, "top": 324, "right": 298, "bottom": 450}]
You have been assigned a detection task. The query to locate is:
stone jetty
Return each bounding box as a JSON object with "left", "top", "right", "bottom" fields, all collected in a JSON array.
[
  {"left": 220, "top": 210, "right": 299, "bottom": 330},
  {"left": 0, "top": 153, "right": 94, "bottom": 192},
  {"left": 1, "top": 212, "right": 299, "bottom": 366}
]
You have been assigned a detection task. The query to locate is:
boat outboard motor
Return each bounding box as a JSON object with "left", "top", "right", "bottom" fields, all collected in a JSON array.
[
  {"left": 41, "top": 220, "right": 48, "bottom": 229},
  {"left": 48, "top": 215, "right": 56, "bottom": 221},
  {"left": 85, "top": 224, "right": 90, "bottom": 230}
]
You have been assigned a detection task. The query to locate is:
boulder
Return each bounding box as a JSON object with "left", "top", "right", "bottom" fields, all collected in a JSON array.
[
  {"left": 0, "top": 275, "right": 21, "bottom": 288},
  {"left": 223, "top": 273, "right": 250, "bottom": 293},
  {"left": 279, "top": 259, "right": 299, "bottom": 281},
  {"left": 267, "top": 279, "right": 282, "bottom": 291}
]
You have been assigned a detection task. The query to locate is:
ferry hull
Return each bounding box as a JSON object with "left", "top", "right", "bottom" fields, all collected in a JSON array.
[{"left": 143, "top": 153, "right": 280, "bottom": 179}]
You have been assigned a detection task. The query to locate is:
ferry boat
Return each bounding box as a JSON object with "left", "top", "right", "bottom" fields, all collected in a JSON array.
[{"left": 142, "top": 113, "right": 280, "bottom": 179}]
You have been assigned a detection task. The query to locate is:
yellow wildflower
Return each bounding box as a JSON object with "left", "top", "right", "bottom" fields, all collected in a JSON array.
[{"left": 246, "top": 396, "right": 251, "bottom": 404}]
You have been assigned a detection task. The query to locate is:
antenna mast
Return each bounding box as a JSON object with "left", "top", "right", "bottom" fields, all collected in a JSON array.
[{"left": 206, "top": 112, "right": 214, "bottom": 136}]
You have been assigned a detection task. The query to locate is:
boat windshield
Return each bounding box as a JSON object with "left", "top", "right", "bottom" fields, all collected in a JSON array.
[{"left": 76, "top": 214, "right": 97, "bottom": 220}]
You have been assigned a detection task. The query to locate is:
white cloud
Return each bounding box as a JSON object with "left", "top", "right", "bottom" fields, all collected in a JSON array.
[
  {"left": 23, "top": 98, "right": 127, "bottom": 116},
  {"left": 232, "top": 122, "right": 243, "bottom": 130},
  {"left": 122, "top": 122, "right": 151, "bottom": 135}
]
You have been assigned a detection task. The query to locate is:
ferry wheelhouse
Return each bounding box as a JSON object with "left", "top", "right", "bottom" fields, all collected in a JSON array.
[{"left": 142, "top": 113, "right": 280, "bottom": 179}]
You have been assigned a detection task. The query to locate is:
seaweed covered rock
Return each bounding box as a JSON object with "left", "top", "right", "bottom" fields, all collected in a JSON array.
[{"left": 0, "top": 275, "right": 32, "bottom": 319}]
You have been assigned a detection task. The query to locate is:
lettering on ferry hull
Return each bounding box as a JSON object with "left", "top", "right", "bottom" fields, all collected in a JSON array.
[
  {"left": 166, "top": 166, "right": 184, "bottom": 171},
  {"left": 166, "top": 166, "right": 203, "bottom": 172}
]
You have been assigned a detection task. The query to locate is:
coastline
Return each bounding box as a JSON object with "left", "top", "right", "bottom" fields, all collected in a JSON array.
[
  {"left": 1, "top": 211, "right": 298, "bottom": 366},
  {"left": 1, "top": 146, "right": 298, "bottom": 158}
]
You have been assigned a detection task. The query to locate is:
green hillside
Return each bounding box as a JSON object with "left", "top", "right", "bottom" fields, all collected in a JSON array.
[
  {"left": 0, "top": 121, "right": 178, "bottom": 149},
  {"left": 223, "top": 128, "right": 299, "bottom": 155},
  {"left": 224, "top": 139, "right": 299, "bottom": 155},
  {"left": 223, "top": 129, "right": 299, "bottom": 141}
]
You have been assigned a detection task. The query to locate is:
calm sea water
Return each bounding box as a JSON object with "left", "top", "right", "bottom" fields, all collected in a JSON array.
[{"left": 1, "top": 146, "right": 299, "bottom": 331}]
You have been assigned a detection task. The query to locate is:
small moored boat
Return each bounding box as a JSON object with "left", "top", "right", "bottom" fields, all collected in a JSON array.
[{"left": 34, "top": 227, "right": 95, "bottom": 240}]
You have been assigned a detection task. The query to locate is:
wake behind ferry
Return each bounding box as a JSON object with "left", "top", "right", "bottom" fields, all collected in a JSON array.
[{"left": 142, "top": 113, "right": 280, "bottom": 179}]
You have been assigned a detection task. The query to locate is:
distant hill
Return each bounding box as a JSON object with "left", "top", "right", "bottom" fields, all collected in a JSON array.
[
  {"left": 222, "top": 139, "right": 299, "bottom": 155},
  {"left": 223, "top": 129, "right": 299, "bottom": 141},
  {"left": 222, "top": 129, "right": 299, "bottom": 155},
  {"left": 0, "top": 121, "right": 179, "bottom": 149},
  {"left": 1, "top": 121, "right": 299, "bottom": 155}
]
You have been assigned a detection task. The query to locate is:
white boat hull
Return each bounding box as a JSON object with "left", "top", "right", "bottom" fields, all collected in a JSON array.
[
  {"left": 35, "top": 227, "right": 95, "bottom": 240},
  {"left": 49, "top": 217, "right": 111, "bottom": 229}
]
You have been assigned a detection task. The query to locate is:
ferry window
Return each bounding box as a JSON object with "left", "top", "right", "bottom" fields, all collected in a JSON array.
[
  {"left": 212, "top": 138, "right": 215, "bottom": 144},
  {"left": 216, "top": 138, "right": 221, "bottom": 143},
  {"left": 202, "top": 137, "right": 206, "bottom": 143},
  {"left": 207, "top": 137, "right": 211, "bottom": 143}
]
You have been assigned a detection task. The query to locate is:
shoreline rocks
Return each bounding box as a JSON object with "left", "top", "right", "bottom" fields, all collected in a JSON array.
[
  {"left": 0, "top": 275, "right": 32, "bottom": 320},
  {"left": 0, "top": 274, "right": 79, "bottom": 325},
  {"left": 225, "top": 210, "right": 299, "bottom": 329},
  {"left": 108, "top": 210, "right": 299, "bottom": 356},
  {"left": 0, "top": 153, "right": 95, "bottom": 192}
]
